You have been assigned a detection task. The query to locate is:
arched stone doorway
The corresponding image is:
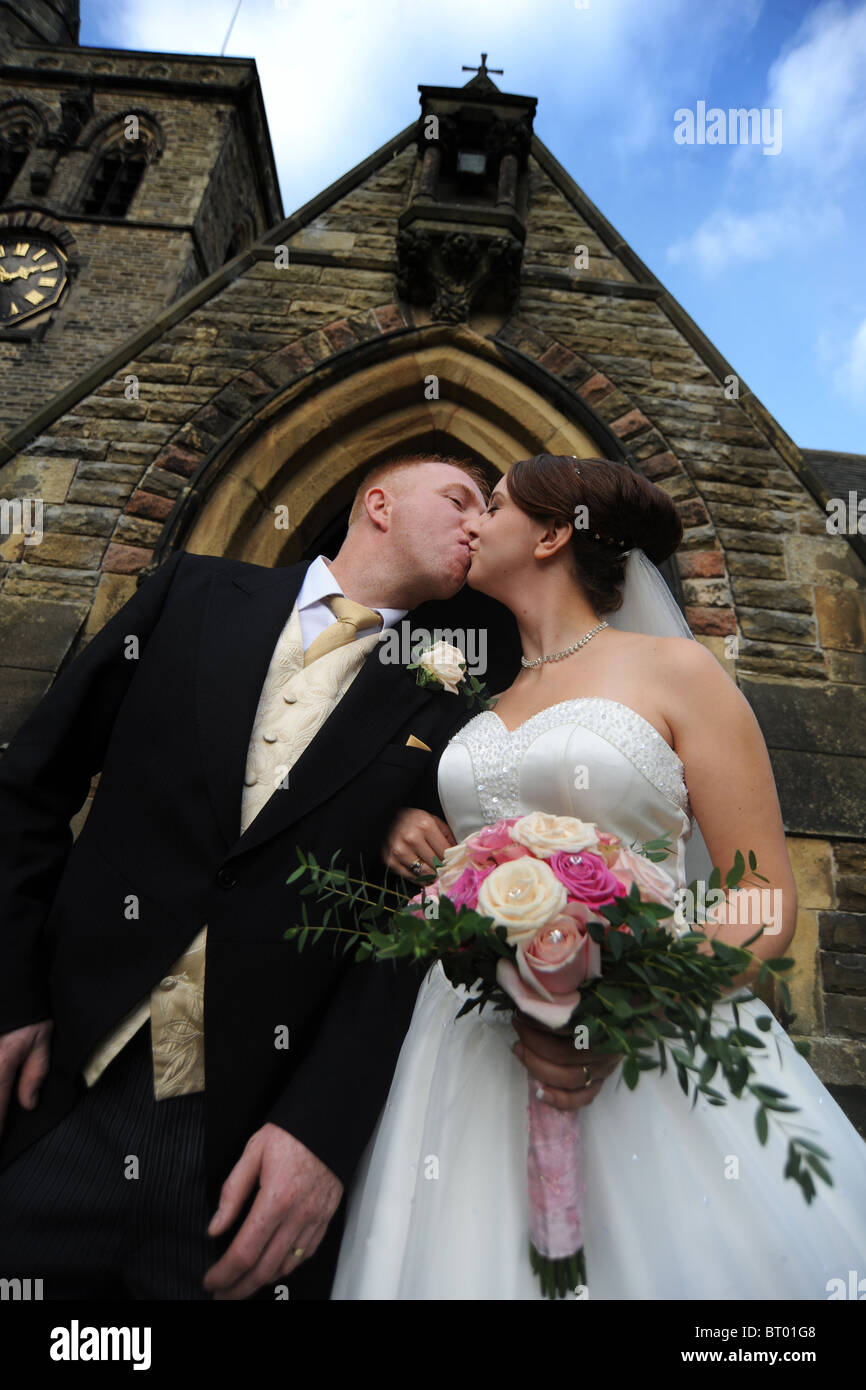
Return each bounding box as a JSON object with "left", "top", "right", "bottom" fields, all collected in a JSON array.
[
  {"left": 146, "top": 321, "right": 695, "bottom": 707},
  {"left": 162, "top": 328, "right": 634, "bottom": 568}
]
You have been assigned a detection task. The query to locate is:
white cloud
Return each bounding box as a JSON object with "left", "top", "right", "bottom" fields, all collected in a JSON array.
[
  {"left": 667, "top": 202, "right": 842, "bottom": 274},
  {"left": 107, "top": 0, "right": 417, "bottom": 200},
  {"left": 765, "top": 0, "right": 866, "bottom": 181},
  {"left": 834, "top": 317, "right": 866, "bottom": 404},
  {"left": 665, "top": 0, "right": 866, "bottom": 276}
]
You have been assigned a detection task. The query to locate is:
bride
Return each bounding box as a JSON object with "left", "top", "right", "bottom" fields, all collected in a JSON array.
[{"left": 330, "top": 453, "right": 866, "bottom": 1300}]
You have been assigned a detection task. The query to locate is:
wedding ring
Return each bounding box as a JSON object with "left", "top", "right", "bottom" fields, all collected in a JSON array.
[
  {"left": 292, "top": 1246, "right": 305, "bottom": 1259},
  {"left": 410, "top": 858, "right": 423, "bottom": 876},
  {"left": 535, "top": 1086, "right": 545, "bottom": 1100},
  {"left": 582, "top": 1065, "right": 593, "bottom": 1088}
]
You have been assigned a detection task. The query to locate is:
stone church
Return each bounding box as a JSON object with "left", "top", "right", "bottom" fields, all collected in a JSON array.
[{"left": 1, "top": 3, "right": 864, "bottom": 1130}]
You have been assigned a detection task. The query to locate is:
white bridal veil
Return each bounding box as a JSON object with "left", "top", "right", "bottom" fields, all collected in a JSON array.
[{"left": 606, "top": 548, "right": 714, "bottom": 886}]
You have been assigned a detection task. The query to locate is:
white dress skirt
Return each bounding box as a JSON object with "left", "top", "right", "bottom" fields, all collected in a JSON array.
[{"left": 331, "top": 699, "right": 866, "bottom": 1299}]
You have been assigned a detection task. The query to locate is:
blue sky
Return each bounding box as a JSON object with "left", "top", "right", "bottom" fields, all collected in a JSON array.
[{"left": 80, "top": 0, "right": 866, "bottom": 454}]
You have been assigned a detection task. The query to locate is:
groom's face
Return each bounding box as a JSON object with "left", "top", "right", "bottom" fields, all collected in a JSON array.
[{"left": 390, "top": 463, "right": 487, "bottom": 599}]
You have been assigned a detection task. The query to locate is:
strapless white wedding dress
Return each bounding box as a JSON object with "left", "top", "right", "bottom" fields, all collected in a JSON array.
[{"left": 331, "top": 698, "right": 866, "bottom": 1300}]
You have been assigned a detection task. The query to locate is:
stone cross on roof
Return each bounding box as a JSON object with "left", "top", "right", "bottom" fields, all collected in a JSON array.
[{"left": 461, "top": 52, "right": 503, "bottom": 84}]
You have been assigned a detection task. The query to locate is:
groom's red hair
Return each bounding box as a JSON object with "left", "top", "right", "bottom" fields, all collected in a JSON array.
[{"left": 347, "top": 453, "right": 489, "bottom": 527}]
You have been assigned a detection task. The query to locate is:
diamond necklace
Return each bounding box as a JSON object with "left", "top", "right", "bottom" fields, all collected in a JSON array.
[{"left": 520, "top": 619, "right": 609, "bottom": 669}]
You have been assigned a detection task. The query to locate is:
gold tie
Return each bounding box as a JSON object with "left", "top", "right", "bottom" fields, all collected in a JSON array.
[{"left": 303, "top": 594, "right": 383, "bottom": 667}]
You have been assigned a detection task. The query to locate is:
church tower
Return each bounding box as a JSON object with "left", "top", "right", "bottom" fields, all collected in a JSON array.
[{"left": 0, "top": 0, "right": 282, "bottom": 426}]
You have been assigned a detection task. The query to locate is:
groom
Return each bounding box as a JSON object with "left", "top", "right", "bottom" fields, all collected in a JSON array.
[{"left": 0, "top": 454, "right": 528, "bottom": 1301}]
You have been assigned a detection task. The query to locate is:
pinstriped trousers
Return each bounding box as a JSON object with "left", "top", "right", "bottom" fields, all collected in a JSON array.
[{"left": 0, "top": 1018, "right": 216, "bottom": 1300}]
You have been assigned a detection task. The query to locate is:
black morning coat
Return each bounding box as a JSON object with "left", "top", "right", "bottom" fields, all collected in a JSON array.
[{"left": 0, "top": 550, "right": 520, "bottom": 1296}]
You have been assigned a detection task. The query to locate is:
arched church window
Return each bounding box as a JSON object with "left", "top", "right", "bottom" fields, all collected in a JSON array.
[
  {"left": 80, "top": 116, "right": 161, "bottom": 218},
  {"left": 82, "top": 146, "right": 147, "bottom": 216},
  {"left": 0, "top": 142, "right": 28, "bottom": 204},
  {"left": 223, "top": 212, "right": 255, "bottom": 264},
  {"left": 0, "top": 105, "right": 44, "bottom": 205}
]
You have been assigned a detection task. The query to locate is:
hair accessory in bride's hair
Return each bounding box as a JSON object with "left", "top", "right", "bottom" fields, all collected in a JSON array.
[{"left": 569, "top": 458, "right": 622, "bottom": 544}]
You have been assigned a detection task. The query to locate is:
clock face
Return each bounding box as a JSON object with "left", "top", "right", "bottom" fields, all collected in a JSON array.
[{"left": 0, "top": 236, "right": 68, "bottom": 326}]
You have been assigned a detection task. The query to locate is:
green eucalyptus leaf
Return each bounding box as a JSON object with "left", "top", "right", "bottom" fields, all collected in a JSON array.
[
  {"left": 794, "top": 1138, "right": 832, "bottom": 1159},
  {"left": 725, "top": 850, "right": 746, "bottom": 887}
]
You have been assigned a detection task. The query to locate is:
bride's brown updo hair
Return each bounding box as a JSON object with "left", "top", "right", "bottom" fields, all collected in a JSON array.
[{"left": 505, "top": 455, "right": 683, "bottom": 616}]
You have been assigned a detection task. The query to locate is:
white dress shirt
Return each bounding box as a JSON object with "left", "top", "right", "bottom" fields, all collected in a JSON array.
[{"left": 296, "top": 554, "right": 407, "bottom": 648}]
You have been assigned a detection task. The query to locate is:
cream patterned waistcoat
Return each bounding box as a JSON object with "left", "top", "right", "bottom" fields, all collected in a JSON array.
[{"left": 81, "top": 602, "right": 384, "bottom": 1099}]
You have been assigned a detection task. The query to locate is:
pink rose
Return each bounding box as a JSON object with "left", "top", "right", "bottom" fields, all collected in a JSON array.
[
  {"left": 496, "top": 908, "right": 602, "bottom": 1030},
  {"left": 479, "top": 842, "right": 533, "bottom": 867},
  {"left": 608, "top": 846, "right": 677, "bottom": 909},
  {"left": 591, "top": 831, "right": 622, "bottom": 866},
  {"left": 496, "top": 960, "right": 581, "bottom": 1030},
  {"left": 446, "top": 860, "right": 496, "bottom": 912},
  {"left": 548, "top": 849, "right": 626, "bottom": 909},
  {"left": 465, "top": 818, "right": 521, "bottom": 855},
  {"left": 517, "top": 906, "right": 602, "bottom": 999},
  {"left": 405, "top": 883, "right": 440, "bottom": 920}
]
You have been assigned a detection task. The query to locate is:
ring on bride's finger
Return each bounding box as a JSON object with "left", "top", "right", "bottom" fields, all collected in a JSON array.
[
  {"left": 582, "top": 1065, "right": 593, "bottom": 1088},
  {"left": 292, "top": 1246, "right": 305, "bottom": 1259},
  {"left": 410, "top": 858, "right": 423, "bottom": 876},
  {"left": 536, "top": 1086, "right": 545, "bottom": 1101}
]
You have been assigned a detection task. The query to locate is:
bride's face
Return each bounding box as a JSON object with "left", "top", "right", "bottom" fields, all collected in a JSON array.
[{"left": 464, "top": 477, "right": 545, "bottom": 597}]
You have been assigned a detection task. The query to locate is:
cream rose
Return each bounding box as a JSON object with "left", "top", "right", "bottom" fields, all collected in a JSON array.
[
  {"left": 509, "top": 812, "right": 599, "bottom": 859},
  {"left": 416, "top": 641, "right": 466, "bottom": 695},
  {"left": 476, "top": 857, "right": 567, "bottom": 943},
  {"left": 435, "top": 837, "right": 475, "bottom": 889}
]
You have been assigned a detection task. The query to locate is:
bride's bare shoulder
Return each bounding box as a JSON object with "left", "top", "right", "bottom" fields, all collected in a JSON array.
[{"left": 613, "top": 631, "right": 723, "bottom": 681}]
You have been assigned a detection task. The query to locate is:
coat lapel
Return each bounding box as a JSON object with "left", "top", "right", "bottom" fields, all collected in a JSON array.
[{"left": 196, "top": 559, "right": 435, "bottom": 859}]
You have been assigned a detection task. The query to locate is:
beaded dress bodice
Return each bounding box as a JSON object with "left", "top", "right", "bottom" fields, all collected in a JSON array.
[{"left": 437, "top": 696, "right": 693, "bottom": 900}]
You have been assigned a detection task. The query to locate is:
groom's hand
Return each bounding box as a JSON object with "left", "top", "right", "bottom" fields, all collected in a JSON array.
[
  {"left": 203, "top": 1123, "right": 343, "bottom": 1300},
  {"left": 0, "top": 1019, "right": 53, "bottom": 1138}
]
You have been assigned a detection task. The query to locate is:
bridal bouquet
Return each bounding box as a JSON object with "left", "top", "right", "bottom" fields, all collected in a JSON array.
[{"left": 285, "top": 812, "right": 830, "bottom": 1301}]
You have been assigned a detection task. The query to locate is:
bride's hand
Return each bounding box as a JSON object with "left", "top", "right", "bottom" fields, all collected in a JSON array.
[
  {"left": 511, "top": 1016, "right": 624, "bottom": 1112},
  {"left": 383, "top": 806, "right": 456, "bottom": 880}
]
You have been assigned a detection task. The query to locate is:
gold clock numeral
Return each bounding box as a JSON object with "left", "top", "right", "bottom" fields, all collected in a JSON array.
[
  {"left": 9, "top": 302, "right": 20, "bottom": 315},
  {"left": 0, "top": 245, "right": 5, "bottom": 257},
  {"left": 14, "top": 242, "right": 30, "bottom": 257},
  {"left": 31, "top": 248, "right": 46, "bottom": 261},
  {"left": 38, "top": 276, "right": 57, "bottom": 287},
  {"left": 39, "top": 260, "right": 58, "bottom": 272},
  {"left": 24, "top": 290, "right": 45, "bottom": 305}
]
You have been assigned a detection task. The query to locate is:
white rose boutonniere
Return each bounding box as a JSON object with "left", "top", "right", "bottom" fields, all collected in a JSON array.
[{"left": 407, "top": 640, "right": 495, "bottom": 711}]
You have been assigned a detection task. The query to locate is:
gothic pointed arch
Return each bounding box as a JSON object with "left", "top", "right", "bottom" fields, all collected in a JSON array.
[
  {"left": 76, "top": 110, "right": 164, "bottom": 218},
  {"left": 130, "top": 317, "right": 702, "bottom": 634},
  {"left": 223, "top": 211, "right": 256, "bottom": 264},
  {"left": 0, "top": 100, "right": 49, "bottom": 203}
]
